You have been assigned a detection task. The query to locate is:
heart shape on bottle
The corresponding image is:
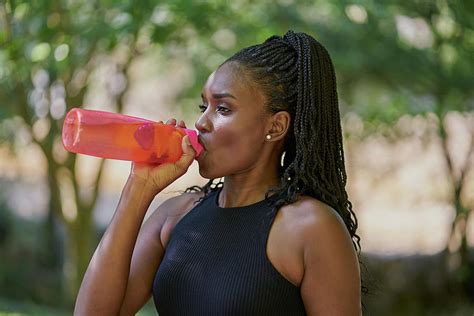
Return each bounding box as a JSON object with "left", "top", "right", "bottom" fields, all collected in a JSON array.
[{"left": 134, "top": 123, "right": 155, "bottom": 150}]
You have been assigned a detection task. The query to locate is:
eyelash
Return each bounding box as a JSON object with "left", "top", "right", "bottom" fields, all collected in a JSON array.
[{"left": 198, "top": 104, "right": 230, "bottom": 113}]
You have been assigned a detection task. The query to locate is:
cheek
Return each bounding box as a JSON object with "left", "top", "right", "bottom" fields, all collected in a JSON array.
[
  {"left": 197, "top": 125, "right": 264, "bottom": 178},
  {"left": 214, "top": 119, "right": 261, "bottom": 152},
  {"left": 214, "top": 127, "right": 263, "bottom": 166}
]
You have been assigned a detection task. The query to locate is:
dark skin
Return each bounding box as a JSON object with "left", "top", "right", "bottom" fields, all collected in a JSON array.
[{"left": 74, "top": 62, "right": 361, "bottom": 316}]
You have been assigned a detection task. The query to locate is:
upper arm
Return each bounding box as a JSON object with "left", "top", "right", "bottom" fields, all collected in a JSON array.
[
  {"left": 299, "top": 202, "right": 361, "bottom": 316},
  {"left": 118, "top": 194, "right": 194, "bottom": 315}
]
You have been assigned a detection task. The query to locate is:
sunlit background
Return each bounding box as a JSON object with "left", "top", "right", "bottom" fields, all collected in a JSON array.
[{"left": 1, "top": 0, "right": 473, "bottom": 315}]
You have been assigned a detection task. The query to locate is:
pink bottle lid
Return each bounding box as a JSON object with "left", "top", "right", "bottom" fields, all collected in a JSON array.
[{"left": 183, "top": 129, "right": 204, "bottom": 158}]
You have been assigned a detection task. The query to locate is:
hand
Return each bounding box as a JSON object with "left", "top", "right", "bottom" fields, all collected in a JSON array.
[{"left": 129, "top": 119, "right": 196, "bottom": 194}]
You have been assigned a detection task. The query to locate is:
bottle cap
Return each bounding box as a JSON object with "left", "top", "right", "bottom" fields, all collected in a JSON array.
[{"left": 183, "top": 129, "right": 204, "bottom": 158}]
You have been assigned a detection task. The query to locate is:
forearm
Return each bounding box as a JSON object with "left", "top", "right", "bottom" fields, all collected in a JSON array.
[{"left": 74, "top": 177, "right": 160, "bottom": 316}]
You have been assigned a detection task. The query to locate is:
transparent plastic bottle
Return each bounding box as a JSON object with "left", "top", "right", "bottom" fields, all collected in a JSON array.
[{"left": 62, "top": 108, "right": 203, "bottom": 163}]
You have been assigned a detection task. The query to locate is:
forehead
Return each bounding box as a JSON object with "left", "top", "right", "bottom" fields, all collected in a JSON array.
[
  {"left": 201, "top": 63, "right": 268, "bottom": 116},
  {"left": 202, "top": 62, "right": 252, "bottom": 96}
]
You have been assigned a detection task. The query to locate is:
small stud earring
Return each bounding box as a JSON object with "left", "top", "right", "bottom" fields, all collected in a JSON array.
[{"left": 266, "top": 134, "right": 272, "bottom": 140}]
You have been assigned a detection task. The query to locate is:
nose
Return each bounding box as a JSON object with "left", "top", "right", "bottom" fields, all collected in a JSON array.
[{"left": 195, "top": 112, "right": 211, "bottom": 133}]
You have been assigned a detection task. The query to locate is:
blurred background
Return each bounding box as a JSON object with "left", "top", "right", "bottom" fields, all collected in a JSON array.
[{"left": 0, "top": 0, "right": 473, "bottom": 315}]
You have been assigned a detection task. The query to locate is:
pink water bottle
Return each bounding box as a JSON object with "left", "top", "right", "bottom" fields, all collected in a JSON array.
[{"left": 62, "top": 108, "right": 203, "bottom": 164}]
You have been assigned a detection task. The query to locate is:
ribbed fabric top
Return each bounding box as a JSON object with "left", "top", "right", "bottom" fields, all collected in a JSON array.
[{"left": 152, "top": 187, "right": 306, "bottom": 315}]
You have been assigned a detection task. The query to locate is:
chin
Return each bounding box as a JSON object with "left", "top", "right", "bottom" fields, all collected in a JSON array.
[
  {"left": 198, "top": 169, "right": 221, "bottom": 181},
  {"left": 197, "top": 162, "right": 225, "bottom": 181},
  {"left": 197, "top": 162, "right": 213, "bottom": 179}
]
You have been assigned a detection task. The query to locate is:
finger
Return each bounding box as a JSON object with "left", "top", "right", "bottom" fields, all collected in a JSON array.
[
  {"left": 166, "top": 118, "right": 176, "bottom": 125},
  {"left": 175, "top": 135, "right": 196, "bottom": 171},
  {"left": 178, "top": 120, "right": 186, "bottom": 128}
]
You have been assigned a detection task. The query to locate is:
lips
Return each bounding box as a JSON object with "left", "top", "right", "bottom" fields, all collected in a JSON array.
[{"left": 198, "top": 135, "right": 207, "bottom": 151}]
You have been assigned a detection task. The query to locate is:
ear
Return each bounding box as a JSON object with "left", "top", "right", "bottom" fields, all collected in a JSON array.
[{"left": 265, "top": 111, "right": 291, "bottom": 141}]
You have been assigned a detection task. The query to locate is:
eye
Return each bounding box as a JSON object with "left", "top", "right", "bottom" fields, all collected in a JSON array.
[
  {"left": 197, "top": 104, "right": 231, "bottom": 114},
  {"left": 216, "top": 105, "right": 230, "bottom": 113},
  {"left": 198, "top": 104, "right": 207, "bottom": 113}
]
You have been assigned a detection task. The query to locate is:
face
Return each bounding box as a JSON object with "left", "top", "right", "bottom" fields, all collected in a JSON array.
[{"left": 195, "top": 62, "right": 271, "bottom": 179}]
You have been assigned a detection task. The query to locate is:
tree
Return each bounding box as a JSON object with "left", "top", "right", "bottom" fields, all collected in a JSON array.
[
  {"left": 1, "top": 0, "right": 171, "bottom": 303},
  {"left": 0, "top": 0, "right": 299, "bottom": 304},
  {"left": 325, "top": 0, "right": 474, "bottom": 291}
]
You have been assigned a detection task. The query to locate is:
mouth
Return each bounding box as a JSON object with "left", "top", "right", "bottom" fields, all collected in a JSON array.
[{"left": 198, "top": 135, "right": 207, "bottom": 151}]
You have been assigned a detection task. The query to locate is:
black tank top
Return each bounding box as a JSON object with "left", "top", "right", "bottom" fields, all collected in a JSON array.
[{"left": 152, "top": 187, "right": 306, "bottom": 315}]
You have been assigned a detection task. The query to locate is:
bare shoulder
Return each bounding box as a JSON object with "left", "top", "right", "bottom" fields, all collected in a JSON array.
[
  {"left": 283, "top": 196, "right": 361, "bottom": 315},
  {"left": 278, "top": 195, "right": 350, "bottom": 240},
  {"left": 154, "top": 190, "right": 206, "bottom": 248},
  {"left": 140, "top": 190, "right": 205, "bottom": 241},
  {"left": 159, "top": 190, "right": 206, "bottom": 218},
  {"left": 267, "top": 195, "right": 355, "bottom": 288},
  {"left": 278, "top": 194, "right": 357, "bottom": 260}
]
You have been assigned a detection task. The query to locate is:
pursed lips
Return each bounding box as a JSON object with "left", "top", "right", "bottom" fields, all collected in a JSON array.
[{"left": 198, "top": 135, "right": 207, "bottom": 151}]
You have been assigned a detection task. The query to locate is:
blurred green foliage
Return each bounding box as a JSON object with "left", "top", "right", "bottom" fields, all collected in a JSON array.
[{"left": 1, "top": 0, "right": 473, "bottom": 314}]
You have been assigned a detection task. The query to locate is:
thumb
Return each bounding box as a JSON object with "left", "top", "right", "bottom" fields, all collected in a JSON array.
[{"left": 175, "top": 135, "right": 196, "bottom": 170}]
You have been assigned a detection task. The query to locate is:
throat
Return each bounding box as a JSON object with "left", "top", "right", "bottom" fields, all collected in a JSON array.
[{"left": 217, "top": 187, "right": 276, "bottom": 208}]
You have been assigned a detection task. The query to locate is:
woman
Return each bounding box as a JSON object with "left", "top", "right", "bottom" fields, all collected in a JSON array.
[{"left": 74, "top": 30, "right": 362, "bottom": 315}]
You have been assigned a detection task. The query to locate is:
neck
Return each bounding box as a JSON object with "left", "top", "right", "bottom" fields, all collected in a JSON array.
[{"left": 218, "top": 165, "right": 281, "bottom": 208}]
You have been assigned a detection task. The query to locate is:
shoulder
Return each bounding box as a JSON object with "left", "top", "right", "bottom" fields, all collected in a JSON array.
[
  {"left": 278, "top": 195, "right": 350, "bottom": 241},
  {"left": 281, "top": 196, "right": 361, "bottom": 315},
  {"left": 142, "top": 189, "right": 206, "bottom": 236},
  {"left": 277, "top": 194, "right": 357, "bottom": 264},
  {"left": 154, "top": 189, "right": 207, "bottom": 248},
  {"left": 267, "top": 195, "right": 357, "bottom": 287},
  {"left": 158, "top": 190, "right": 207, "bottom": 218}
]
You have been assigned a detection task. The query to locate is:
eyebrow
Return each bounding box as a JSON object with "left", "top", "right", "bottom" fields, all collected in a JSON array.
[{"left": 201, "top": 92, "right": 237, "bottom": 100}]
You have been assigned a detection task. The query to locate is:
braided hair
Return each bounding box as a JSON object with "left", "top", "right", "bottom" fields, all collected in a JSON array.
[{"left": 185, "top": 30, "right": 362, "bottom": 267}]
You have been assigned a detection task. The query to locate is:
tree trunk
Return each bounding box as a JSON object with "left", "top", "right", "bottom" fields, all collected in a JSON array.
[
  {"left": 438, "top": 111, "right": 474, "bottom": 295},
  {"left": 63, "top": 205, "right": 95, "bottom": 303}
]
